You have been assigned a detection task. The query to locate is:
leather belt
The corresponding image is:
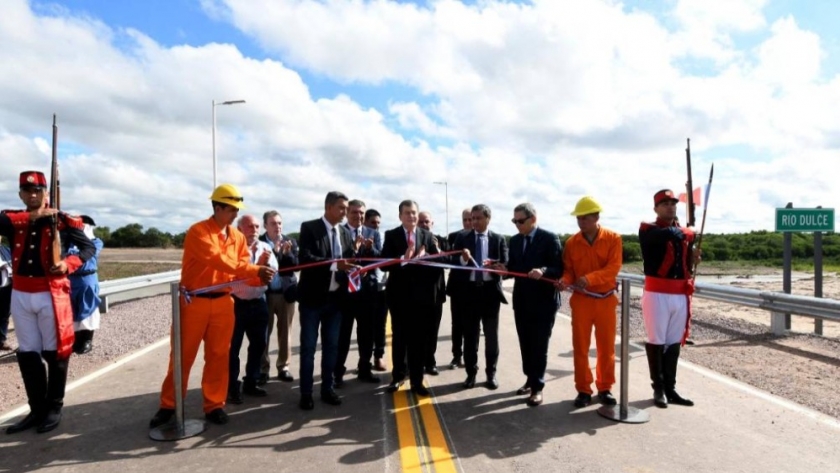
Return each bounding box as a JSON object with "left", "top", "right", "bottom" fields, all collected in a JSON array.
[{"left": 193, "top": 292, "right": 230, "bottom": 299}]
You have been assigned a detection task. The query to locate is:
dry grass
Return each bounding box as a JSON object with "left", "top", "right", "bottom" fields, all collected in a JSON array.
[{"left": 98, "top": 262, "right": 181, "bottom": 281}]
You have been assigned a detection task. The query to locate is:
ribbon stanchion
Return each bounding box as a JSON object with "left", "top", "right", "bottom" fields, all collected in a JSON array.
[
  {"left": 149, "top": 282, "right": 206, "bottom": 441},
  {"left": 597, "top": 279, "right": 649, "bottom": 424}
]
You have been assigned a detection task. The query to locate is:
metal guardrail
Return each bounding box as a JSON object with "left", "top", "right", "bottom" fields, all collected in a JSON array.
[
  {"left": 96, "top": 269, "right": 837, "bottom": 336},
  {"left": 618, "top": 272, "right": 840, "bottom": 335},
  {"left": 99, "top": 270, "right": 181, "bottom": 312}
]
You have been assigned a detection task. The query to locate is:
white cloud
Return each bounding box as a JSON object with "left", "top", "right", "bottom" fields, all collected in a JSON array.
[{"left": 0, "top": 0, "right": 838, "bottom": 238}]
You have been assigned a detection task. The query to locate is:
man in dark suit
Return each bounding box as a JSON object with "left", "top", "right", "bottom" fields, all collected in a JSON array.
[
  {"left": 296, "top": 191, "right": 359, "bottom": 410},
  {"left": 493, "top": 203, "right": 562, "bottom": 407},
  {"left": 444, "top": 208, "right": 473, "bottom": 369},
  {"left": 364, "top": 209, "right": 389, "bottom": 371},
  {"left": 417, "top": 211, "right": 447, "bottom": 376},
  {"left": 335, "top": 199, "right": 381, "bottom": 387},
  {"left": 382, "top": 200, "right": 441, "bottom": 397},
  {"left": 451, "top": 204, "right": 508, "bottom": 390},
  {"left": 259, "top": 210, "right": 299, "bottom": 384}
]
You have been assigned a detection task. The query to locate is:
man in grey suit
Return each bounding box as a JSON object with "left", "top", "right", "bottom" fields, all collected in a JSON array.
[
  {"left": 451, "top": 204, "right": 508, "bottom": 390},
  {"left": 335, "top": 199, "right": 382, "bottom": 386}
]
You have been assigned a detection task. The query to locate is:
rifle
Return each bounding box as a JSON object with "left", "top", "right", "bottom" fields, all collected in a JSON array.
[
  {"left": 685, "top": 138, "right": 695, "bottom": 227},
  {"left": 693, "top": 164, "right": 714, "bottom": 277},
  {"left": 50, "top": 114, "right": 62, "bottom": 267}
]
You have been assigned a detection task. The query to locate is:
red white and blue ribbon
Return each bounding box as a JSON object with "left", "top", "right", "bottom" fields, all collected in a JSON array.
[{"left": 181, "top": 250, "right": 618, "bottom": 302}]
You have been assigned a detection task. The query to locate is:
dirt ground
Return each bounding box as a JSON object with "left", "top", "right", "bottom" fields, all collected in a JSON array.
[
  {"left": 696, "top": 273, "right": 840, "bottom": 337},
  {"left": 619, "top": 270, "right": 840, "bottom": 419}
]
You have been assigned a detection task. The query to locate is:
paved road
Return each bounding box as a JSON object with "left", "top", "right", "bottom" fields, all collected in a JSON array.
[{"left": 2, "top": 284, "right": 839, "bottom": 473}]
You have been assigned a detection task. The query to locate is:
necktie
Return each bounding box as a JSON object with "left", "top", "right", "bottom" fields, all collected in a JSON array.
[
  {"left": 332, "top": 227, "right": 341, "bottom": 259},
  {"left": 524, "top": 235, "right": 532, "bottom": 253},
  {"left": 474, "top": 233, "right": 486, "bottom": 281},
  {"left": 407, "top": 230, "right": 414, "bottom": 251}
]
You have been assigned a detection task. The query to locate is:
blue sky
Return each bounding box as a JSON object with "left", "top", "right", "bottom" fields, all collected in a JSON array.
[{"left": 1, "top": 0, "right": 838, "bottom": 235}]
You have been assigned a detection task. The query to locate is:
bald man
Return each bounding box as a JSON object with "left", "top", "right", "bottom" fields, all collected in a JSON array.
[{"left": 227, "top": 214, "right": 278, "bottom": 405}]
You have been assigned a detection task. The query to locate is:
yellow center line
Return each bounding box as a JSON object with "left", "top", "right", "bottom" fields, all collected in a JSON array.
[{"left": 386, "top": 313, "right": 460, "bottom": 473}]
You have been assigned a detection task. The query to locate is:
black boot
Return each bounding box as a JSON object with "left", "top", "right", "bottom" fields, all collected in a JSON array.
[
  {"left": 37, "top": 351, "right": 68, "bottom": 433},
  {"left": 73, "top": 330, "right": 93, "bottom": 355},
  {"left": 6, "top": 352, "right": 47, "bottom": 434},
  {"left": 663, "top": 343, "right": 694, "bottom": 407},
  {"left": 645, "top": 343, "right": 668, "bottom": 408}
]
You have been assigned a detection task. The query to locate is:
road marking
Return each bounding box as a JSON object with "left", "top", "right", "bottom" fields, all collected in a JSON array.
[
  {"left": 0, "top": 336, "right": 171, "bottom": 424},
  {"left": 415, "top": 392, "right": 458, "bottom": 473},
  {"left": 554, "top": 310, "right": 840, "bottom": 431},
  {"left": 394, "top": 390, "right": 425, "bottom": 472},
  {"left": 386, "top": 313, "right": 460, "bottom": 473}
]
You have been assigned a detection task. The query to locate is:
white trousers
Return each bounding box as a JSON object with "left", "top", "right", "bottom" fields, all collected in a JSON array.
[
  {"left": 10, "top": 289, "right": 57, "bottom": 352},
  {"left": 641, "top": 290, "right": 688, "bottom": 345},
  {"left": 74, "top": 308, "right": 101, "bottom": 331}
]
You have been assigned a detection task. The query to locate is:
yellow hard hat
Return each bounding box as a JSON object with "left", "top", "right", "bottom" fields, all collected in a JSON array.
[
  {"left": 209, "top": 183, "right": 246, "bottom": 209},
  {"left": 571, "top": 196, "right": 602, "bottom": 216}
]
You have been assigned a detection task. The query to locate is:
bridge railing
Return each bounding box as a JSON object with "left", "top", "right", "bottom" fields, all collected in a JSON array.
[
  {"left": 97, "top": 269, "right": 837, "bottom": 336},
  {"left": 99, "top": 270, "right": 181, "bottom": 313},
  {"left": 618, "top": 272, "right": 840, "bottom": 335}
]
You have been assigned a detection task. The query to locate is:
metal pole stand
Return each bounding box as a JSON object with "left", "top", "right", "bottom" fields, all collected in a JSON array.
[
  {"left": 150, "top": 282, "right": 206, "bottom": 441},
  {"left": 598, "top": 279, "right": 650, "bottom": 424}
]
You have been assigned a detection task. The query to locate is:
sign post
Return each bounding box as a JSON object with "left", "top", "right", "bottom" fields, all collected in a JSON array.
[
  {"left": 774, "top": 206, "right": 834, "bottom": 335},
  {"left": 775, "top": 208, "right": 835, "bottom": 232}
]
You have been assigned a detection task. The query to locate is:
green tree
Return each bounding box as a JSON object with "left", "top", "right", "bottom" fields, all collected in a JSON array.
[
  {"left": 109, "top": 223, "right": 145, "bottom": 247},
  {"left": 93, "top": 226, "right": 111, "bottom": 244}
]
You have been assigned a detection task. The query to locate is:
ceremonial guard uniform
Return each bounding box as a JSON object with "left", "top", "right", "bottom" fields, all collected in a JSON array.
[
  {"left": 639, "top": 189, "right": 696, "bottom": 408},
  {"left": 1, "top": 171, "right": 95, "bottom": 434},
  {"left": 68, "top": 215, "right": 103, "bottom": 354}
]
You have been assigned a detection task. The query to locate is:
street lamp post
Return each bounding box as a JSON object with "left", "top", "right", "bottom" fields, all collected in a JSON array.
[
  {"left": 433, "top": 181, "right": 449, "bottom": 235},
  {"left": 212, "top": 99, "right": 246, "bottom": 188}
]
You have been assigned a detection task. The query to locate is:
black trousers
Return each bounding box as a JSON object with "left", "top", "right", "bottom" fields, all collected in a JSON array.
[
  {"left": 230, "top": 296, "right": 269, "bottom": 385},
  {"left": 424, "top": 302, "right": 444, "bottom": 369},
  {"left": 0, "top": 285, "right": 10, "bottom": 342},
  {"left": 390, "top": 302, "right": 432, "bottom": 386},
  {"left": 449, "top": 294, "right": 466, "bottom": 359},
  {"left": 462, "top": 283, "right": 501, "bottom": 376},
  {"left": 514, "top": 305, "right": 556, "bottom": 392},
  {"left": 372, "top": 290, "right": 388, "bottom": 359},
  {"left": 336, "top": 290, "right": 376, "bottom": 376}
]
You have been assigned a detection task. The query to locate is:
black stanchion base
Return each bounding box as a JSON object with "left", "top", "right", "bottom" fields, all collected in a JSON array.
[
  {"left": 597, "top": 405, "right": 650, "bottom": 424},
  {"left": 149, "top": 419, "right": 206, "bottom": 441}
]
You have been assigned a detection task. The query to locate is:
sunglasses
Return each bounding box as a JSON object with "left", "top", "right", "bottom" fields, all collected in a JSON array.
[
  {"left": 511, "top": 216, "right": 531, "bottom": 225},
  {"left": 221, "top": 196, "right": 244, "bottom": 202},
  {"left": 418, "top": 220, "right": 431, "bottom": 224}
]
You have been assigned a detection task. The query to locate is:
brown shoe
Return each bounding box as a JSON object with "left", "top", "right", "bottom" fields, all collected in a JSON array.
[
  {"left": 526, "top": 391, "right": 543, "bottom": 407},
  {"left": 373, "top": 358, "right": 387, "bottom": 372}
]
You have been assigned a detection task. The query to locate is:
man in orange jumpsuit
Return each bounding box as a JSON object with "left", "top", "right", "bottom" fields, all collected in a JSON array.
[
  {"left": 559, "top": 196, "right": 622, "bottom": 408},
  {"left": 149, "top": 184, "right": 275, "bottom": 428}
]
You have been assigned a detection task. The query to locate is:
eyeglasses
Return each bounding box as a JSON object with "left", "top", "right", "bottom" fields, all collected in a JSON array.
[
  {"left": 221, "top": 196, "right": 244, "bottom": 202},
  {"left": 511, "top": 216, "right": 531, "bottom": 225},
  {"left": 418, "top": 220, "right": 431, "bottom": 224}
]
